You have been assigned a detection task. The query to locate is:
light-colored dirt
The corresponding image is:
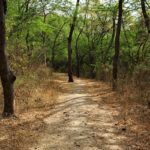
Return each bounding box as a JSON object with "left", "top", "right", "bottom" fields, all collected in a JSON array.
[
  {"left": 0, "top": 73, "right": 150, "bottom": 150},
  {"left": 30, "top": 74, "right": 126, "bottom": 150}
]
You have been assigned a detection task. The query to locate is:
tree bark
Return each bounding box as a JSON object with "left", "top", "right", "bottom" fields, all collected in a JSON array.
[
  {"left": 112, "top": 0, "right": 123, "bottom": 90},
  {"left": 67, "top": 0, "right": 80, "bottom": 82},
  {"left": 0, "top": 0, "right": 16, "bottom": 117},
  {"left": 141, "top": 0, "right": 150, "bottom": 35},
  {"left": 51, "top": 22, "right": 66, "bottom": 68},
  {"left": 75, "top": 0, "right": 89, "bottom": 78},
  {"left": 75, "top": 31, "right": 81, "bottom": 78},
  {"left": 103, "top": 13, "right": 116, "bottom": 64},
  {"left": 25, "top": 0, "right": 32, "bottom": 58},
  {"left": 25, "top": 30, "right": 32, "bottom": 57}
]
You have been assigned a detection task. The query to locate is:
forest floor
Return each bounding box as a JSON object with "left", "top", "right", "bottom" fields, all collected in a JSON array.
[{"left": 0, "top": 72, "right": 150, "bottom": 150}]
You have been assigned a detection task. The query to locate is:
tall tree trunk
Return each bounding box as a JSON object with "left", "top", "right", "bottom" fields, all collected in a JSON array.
[
  {"left": 75, "top": 0, "right": 89, "bottom": 78},
  {"left": 0, "top": 0, "right": 16, "bottom": 117},
  {"left": 67, "top": 0, "right": 80, "bottom": 82},
  {"left": 51, "top": 22, "right": 66, "bottom": 68},
  {"left": 112, "top": 0, "right": 123, "bottom": 90},
  {"left": 25, "top": 30, "right": 32, "bottom": 57},
  {"left": 141, "top": 0, "right": 150, "bottom": 35},
  {"left": 25, "top": 0, "right": 32, "bottom": 58},
  {"left": 42, "top": 12, "right": 47, "bottom": 65},
  {"left": 75, "top": 32, "right": 81, "bottom": 78},
  {"left": 103, "top": 13, "right": 116, "bottom": 64}
]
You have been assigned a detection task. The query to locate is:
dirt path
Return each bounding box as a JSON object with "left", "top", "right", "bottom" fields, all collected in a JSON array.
[{"left": 30, "top": 74, "right": 126, "bottom": 150}]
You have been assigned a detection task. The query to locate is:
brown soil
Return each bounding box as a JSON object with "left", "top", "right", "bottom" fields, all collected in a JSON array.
[{"left": 0, "top": 73, "right": 150, "bottom": 150}]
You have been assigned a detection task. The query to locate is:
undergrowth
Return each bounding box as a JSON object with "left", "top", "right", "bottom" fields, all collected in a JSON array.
[{"left": 0, "top": 65, "right": 59, "bottom": 114}]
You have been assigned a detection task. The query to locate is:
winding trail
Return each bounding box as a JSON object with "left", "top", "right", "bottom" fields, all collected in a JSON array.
[{"left": 31, "top": 74, "right": 126, "bottom": 150}]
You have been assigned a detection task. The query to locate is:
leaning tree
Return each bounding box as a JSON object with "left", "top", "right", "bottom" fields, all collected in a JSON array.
[{"left": 67, "top": 0, "right": 80, "bottom": 82}]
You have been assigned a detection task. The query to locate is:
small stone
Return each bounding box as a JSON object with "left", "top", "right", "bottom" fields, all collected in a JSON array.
[{"left": 121, "top": 127, "right": 126, "bottom": 131}]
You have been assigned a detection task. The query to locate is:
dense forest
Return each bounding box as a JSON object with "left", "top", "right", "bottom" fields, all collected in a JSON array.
[{"left": 0, "top": 0, "right": 150, "bottom": 149}]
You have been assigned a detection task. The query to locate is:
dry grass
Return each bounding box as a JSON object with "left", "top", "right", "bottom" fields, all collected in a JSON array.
[
  {"left": 0, "top": 67, "right": 150, "bottom": 150},
  {"left": 85, "top": 76, "right": 150, "bottom": 149},
  {"left": 14, "top": 65, "right": 59, "bottom": 113},
  {"left": 0, "top": 65, "right": 61, "bottom": 150},
  {"left": 115, "top": 76, "right": 150, "bottom": 150}
]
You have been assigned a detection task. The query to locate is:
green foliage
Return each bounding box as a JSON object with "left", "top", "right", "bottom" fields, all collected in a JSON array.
[{"left": 5, "top": 0, "right": 150, "bottom": 80}]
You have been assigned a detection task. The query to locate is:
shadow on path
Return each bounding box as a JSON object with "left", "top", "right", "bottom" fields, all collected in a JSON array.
[{"left": 30, "top": 73, "right": 127, "bottom": 150}]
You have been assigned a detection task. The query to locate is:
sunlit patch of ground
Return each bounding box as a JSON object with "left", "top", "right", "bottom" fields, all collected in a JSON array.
[
  {"left": 0, "top": 72, "right": 150, "bottom": 150},
  {"left": 30, "top": 74, "right": 127, "bottom": 150},
  {"left": 0, "top": 67, "right": 59, "bottom": 150}
]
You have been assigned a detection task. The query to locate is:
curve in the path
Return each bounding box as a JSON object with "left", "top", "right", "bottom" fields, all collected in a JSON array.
[{"left": 30, "top": 74, "right": 126, "bottom": 150}]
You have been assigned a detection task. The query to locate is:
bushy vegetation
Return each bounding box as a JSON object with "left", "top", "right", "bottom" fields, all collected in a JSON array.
[{"left": 6, "top": 0, "right": 150, "bottom": 77}]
